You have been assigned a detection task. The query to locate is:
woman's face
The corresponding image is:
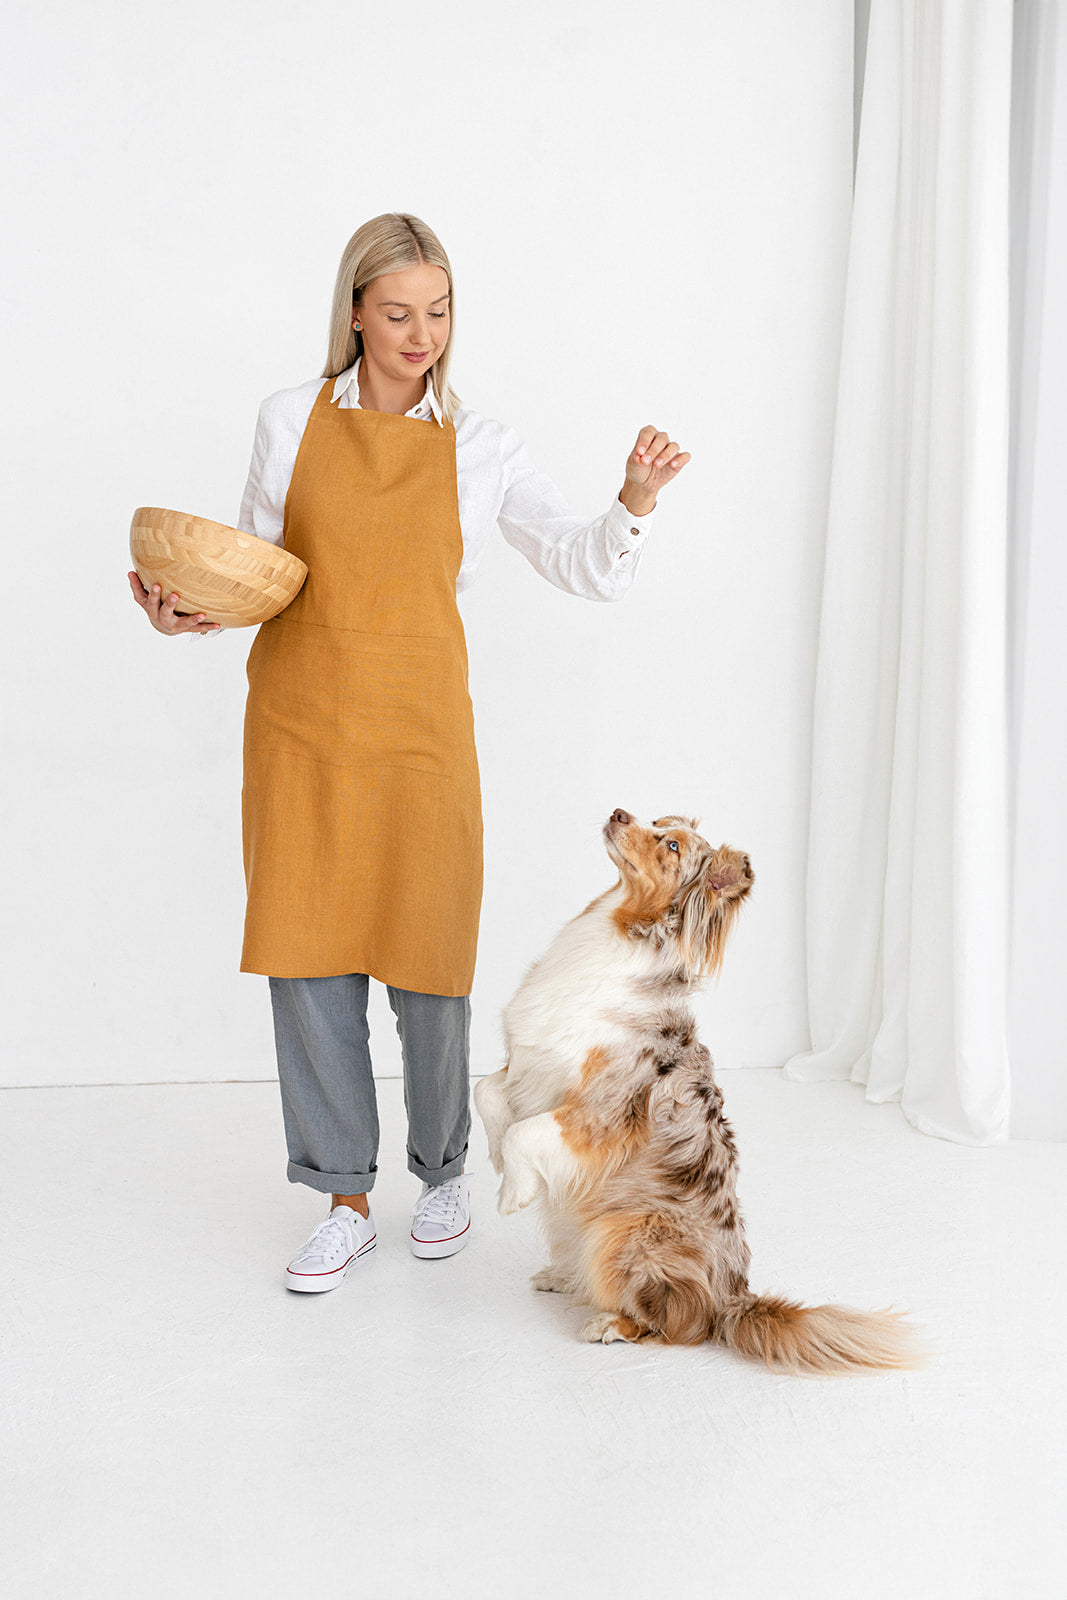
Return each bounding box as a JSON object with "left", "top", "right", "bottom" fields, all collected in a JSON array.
[{"left": 354, "top": 262, "right": 451, "bottom": 384}]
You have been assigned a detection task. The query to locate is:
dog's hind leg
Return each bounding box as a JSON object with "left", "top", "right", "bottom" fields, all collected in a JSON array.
[
  {"left": 580, "top": 1312, "right": 655, "bottom": 1344},
  {"left": 531, "top": 1266, "right": 572, "bottom": 1293},
  {"left": 497, "top": 1111, "right": 581, "bottom": 1215},
  {"left": 583, "top": 1210, "right": 713, "bottom": 1346},
  {"left": 473, "top": 1067, "right": 513, "bottom": 1172},
  {"left": 580, "top": 1219, "right": 658, "bottom": 1342}
]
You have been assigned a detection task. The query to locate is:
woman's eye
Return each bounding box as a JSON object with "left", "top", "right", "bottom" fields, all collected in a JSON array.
[{"left": 387, "top": 312, "right": 448, "bottom": 323}]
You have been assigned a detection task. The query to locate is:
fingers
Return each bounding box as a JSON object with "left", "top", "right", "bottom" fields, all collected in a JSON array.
[
  {"left": 161, "top": 589, "right": 219, "bottom": 633},
  {"left": 167, "top": 601, "right": 220, "bottom": 633},
  {"left": 128, "top": 573, "right": 219, "bottom": 633},
  {"left": 634, "top": 426, "right": 667, "bottom": 464},
  {"left": 631, "top": 428, "right": 691, "bottom": 487},
  {"left": 634, "top": 428, "right": 689, "bottom": 469}
]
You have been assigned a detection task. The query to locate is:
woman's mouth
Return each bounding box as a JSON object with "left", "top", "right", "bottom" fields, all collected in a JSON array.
[{"left": 403, "top": 351, "right": 430, "bottom": 362}]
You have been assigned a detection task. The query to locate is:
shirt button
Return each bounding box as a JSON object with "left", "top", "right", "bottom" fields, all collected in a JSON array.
[{"left": 630, "top": 526, "right": 640, "bottom": 536}]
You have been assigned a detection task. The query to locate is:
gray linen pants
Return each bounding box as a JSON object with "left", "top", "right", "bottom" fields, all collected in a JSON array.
[{"left": 267, "top": 973, "right": 471, "bottom": 1195}]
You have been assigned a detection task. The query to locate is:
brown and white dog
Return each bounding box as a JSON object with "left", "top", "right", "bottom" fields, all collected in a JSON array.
[{"left": 475, "top": 809, "right": 928, "bottom": 1375}]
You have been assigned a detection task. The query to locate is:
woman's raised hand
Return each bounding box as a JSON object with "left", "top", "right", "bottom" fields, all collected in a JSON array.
[
  {"left": 128, "top": 570, "right": 221, "bottom": 635},
  {"left": 625, "top": 426, "right": 691, "bottom": 497}
]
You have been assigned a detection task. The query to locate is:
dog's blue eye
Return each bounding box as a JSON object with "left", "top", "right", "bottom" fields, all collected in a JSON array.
[{"left": 668, "top": 841, "right": 679, "bottom": 852}]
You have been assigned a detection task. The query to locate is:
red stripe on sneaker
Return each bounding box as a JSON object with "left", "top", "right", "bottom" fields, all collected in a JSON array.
[
  {"left": 288, "top": 1234, "right": 376, "bottom": 1276},
  {"left": 410, "top": 1218, "right": 470, "bottom": 1244}
]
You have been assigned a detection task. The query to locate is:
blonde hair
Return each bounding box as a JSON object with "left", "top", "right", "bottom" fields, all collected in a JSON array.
[{"left": 321, "top": 213, "right": 461, "bottom": 423}]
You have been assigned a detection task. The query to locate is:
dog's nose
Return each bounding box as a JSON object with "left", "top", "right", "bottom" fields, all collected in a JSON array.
[{"left": 611, "top": 809, "right": 632, "bottom": 826}]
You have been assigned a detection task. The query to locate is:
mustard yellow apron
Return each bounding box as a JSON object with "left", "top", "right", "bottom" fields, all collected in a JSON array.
[{"left": 239, "top": 379, "right": 483, "bottom": 995}]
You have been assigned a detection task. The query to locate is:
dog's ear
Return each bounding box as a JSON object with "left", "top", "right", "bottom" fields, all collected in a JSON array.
[
  {"left": 678, "top": 847, "right": 754, "bottom": 980},
  {"left": 704, "top": 848, "right": 754, "bottom": 902}
]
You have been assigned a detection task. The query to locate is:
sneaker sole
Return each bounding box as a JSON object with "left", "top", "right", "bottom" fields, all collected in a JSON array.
[
  {"left": 410, "top": 1221, "right": 471, "bottom": 1260},
  {"left": 285, "top": 1235, "right": 377, "bottom": 1292}
]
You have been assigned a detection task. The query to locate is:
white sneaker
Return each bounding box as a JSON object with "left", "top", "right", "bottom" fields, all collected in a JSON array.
[
  {"left": 285, "top": 1204, "right": 377, "bottom": 1292},
  {"left": 410, "top": 1174, "right": 471, "bottom": 1258}
]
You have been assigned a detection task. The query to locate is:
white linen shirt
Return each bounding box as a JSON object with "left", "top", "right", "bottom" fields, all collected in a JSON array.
[{"left": 236, "top": 356, "right": 657, "bottom": 602}]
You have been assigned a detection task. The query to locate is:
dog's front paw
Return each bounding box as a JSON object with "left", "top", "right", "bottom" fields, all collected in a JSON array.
[
  {"left": 497, "top": 1171, "right": 539, "bottom": 1216},
  {"left": 485, "top": 1142, "right": 504, "bottom": 1176}
]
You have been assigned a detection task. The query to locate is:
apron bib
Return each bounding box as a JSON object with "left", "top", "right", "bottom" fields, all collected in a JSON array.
[{"left": 240, "top": 379, "right": 483, "bottom": 995}]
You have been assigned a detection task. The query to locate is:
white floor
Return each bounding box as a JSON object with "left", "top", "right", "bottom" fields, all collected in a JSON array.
[{"left": 3, "top": 1069, "right": 1064, "bottom": 1600}]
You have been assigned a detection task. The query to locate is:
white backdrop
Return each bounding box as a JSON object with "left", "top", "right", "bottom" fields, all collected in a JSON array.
[{"left": 1, "top": 0, "right": 853, "bottom": 1088}]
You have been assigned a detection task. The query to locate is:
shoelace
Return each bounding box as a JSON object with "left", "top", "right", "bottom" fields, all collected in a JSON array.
[
  {"left": 414, "top": 1180, "right": 463, "bottom": 1228},
  {"left": 295, "top": 1215, "right": 351, "bottom": 1262}
]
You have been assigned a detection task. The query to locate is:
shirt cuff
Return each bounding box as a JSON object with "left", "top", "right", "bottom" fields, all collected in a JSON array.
[{"left": 607, "top": 494, "right": 657, "bottom": 559}]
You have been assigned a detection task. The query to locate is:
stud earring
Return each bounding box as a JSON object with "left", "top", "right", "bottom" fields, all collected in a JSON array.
[{"left": 353, "top": 321, "right": 361, "bottom": 331}]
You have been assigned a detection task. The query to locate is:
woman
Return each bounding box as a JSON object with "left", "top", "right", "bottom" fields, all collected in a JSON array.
[{"left": 128, "top": 212, "right": 689, "bottom": 1292}]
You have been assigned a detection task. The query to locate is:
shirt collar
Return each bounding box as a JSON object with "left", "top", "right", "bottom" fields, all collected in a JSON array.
[{"left": 331, "top": 354, "right": 443, "bottom": 425}]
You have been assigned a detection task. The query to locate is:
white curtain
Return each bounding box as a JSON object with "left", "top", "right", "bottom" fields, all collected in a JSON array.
[
  {"left": 784, "top": 0, "right": 1014, "bottom": 1144},
  {"left": 1007, "top": 0, "right": 1067, "bottom": 1139}
]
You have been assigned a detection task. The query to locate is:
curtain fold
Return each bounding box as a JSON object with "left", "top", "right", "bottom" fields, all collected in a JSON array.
[
  {"left": 1007, "top": 0, "right": 1067, "bottom": 1139},
  {"left": 784, "top": 0, "right": 1013, "bottom": 1144}
]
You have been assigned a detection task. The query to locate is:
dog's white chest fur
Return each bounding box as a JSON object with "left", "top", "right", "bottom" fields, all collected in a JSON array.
[{"left": 501, "top": 893, "right": 648, "bottom": 1119}]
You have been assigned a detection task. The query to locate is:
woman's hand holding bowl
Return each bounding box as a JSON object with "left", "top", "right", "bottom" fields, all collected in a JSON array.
[{"left": 127, "top": 570, "right": 221, "bottom": 635}]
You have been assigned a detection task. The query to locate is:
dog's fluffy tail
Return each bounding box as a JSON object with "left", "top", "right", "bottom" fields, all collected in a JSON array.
[{"left": 711, "top": 1292, "right": 931, "bottom": 1376}]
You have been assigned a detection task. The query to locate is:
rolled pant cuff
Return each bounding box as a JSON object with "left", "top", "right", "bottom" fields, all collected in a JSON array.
[
  {"left": 408, "top": 1148, "right": 468, "bottom": 1187},
  {"left": 287, "top": 1160, "right": 378, "bottom": 1195}
]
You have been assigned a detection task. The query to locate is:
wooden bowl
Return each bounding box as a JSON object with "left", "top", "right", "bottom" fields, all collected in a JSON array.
[{"left": 130, "top": 507, "right": 308, "bottom": 628}]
